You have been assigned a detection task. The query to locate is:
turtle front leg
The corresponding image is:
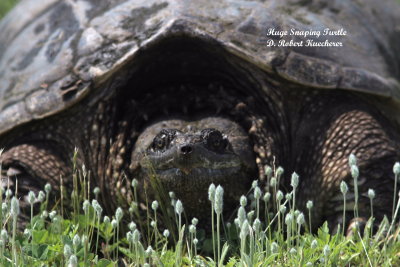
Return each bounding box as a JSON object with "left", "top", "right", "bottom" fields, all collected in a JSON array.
[
  {"left": 296, "top": 95, "right": 399, "bottom": 233},
  {"left": 1, "top": 143, "right": 71, "bottom": 216}
]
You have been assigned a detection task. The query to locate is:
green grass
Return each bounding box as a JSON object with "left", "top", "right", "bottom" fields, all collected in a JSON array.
[
  {"left": 0, "top": 0, "right": 17, "bottom": 19},
  {"left": 0, "top": 152, "right": 400, "bottom": 266}
]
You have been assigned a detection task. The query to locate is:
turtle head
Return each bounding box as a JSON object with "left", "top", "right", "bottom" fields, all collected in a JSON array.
[
  {"left": 143, "top": 128, "right": 240, "bottom": 176},
  {"left": 130, "top": 117, "right": 257, "bottom": 217}
]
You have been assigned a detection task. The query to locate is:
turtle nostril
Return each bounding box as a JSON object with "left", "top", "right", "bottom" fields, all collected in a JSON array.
[{"left": 180, "top": 145, "right": 193, "bottom": 154}]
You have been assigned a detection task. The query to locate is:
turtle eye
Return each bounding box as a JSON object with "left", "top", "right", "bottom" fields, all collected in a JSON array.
[
  {"left": 152, "top": 129, "right": 177, "bottom": 151},
  {"left": 155, "top": 135, "right": 167, "bottom": 149},
  {"left": 202, "top": 129, "right": 227, "bottom": 152}
]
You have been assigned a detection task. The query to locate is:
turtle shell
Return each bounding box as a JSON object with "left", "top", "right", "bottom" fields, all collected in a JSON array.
[{"left": 0, "top": 0, "right": 399, "bottom": 135}]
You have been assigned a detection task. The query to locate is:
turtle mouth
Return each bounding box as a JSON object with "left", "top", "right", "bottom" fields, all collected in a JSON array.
[
  {"left": 148, "top": 166, "right": 242, "bottom": 181},
  {"left": 143, "top": 166, "right": 249, "bottom": 193}
]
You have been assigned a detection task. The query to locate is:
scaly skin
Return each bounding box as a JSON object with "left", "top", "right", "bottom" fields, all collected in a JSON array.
[{"left": 0, "top": 87, "right": 399, "bottom": 232}]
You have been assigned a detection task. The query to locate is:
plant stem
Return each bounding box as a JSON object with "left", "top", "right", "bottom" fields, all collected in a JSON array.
[
  {"left": 12, "top": 215, "right": 17, "bottom": 266},
  {"left": 211, "top": 202, "right": 216, "bottom": 263},
  {"left": 393, "top": 173, "right": 398, "bottom": 220},
  {"left": 216, "top": 213, "right": 221, "bottom": 267},
  {"left": 343, "top": 194, "right": 346, "bottom": 236}
]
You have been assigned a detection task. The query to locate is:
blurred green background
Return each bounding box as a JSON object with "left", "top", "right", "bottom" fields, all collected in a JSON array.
[{"left": 0, "top": 0, "right": 18, "bottom": 19}]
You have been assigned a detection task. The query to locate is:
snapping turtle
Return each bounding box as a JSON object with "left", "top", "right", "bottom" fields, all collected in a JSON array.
[{"left": 0, "top": 0, "right": 400, "bottom": 229}]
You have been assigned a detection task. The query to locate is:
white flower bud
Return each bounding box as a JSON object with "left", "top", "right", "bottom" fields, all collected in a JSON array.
[
  {"left": 68, "top": 255, "right": 78, "bottom": 267},
  {"left": 294, "top": 210, "right": 300, "bottom": 218},
  {"left": 44, "top": 183, "right": 52, "bottom": 194},
  {"left": 264, "top": 165, "right": 272, "bottom": 178},
  {"left": 276, "top": 167, "right": 284, "bottom": 178},
  {"left": 297, "top": 212, "right": 305, "bottom": 225},
  {"left": 340, "top": 181, "right": 348, "bottom": 195},
  {"left": 41, "top": 210, "right": 48, "bottom": 219},
  {"left": 115, "top": 207, "right": 123, "bottom": 222},
  {"left": 192, "top": 217, "right": 198, "bottom": 226},
  {"left": 111, "top": 219, "right": 118, "bottom": 229},
  {"left": 208, "top": 184, "right": 216, "bottom": 202},
  {"left": 394, "top": 162, "right": 400, "bottom": 175},
  {"left": 368, "top": 189, "right": 375, "bottom": 199},
  {"left": 37, "top": 191, "right": 45, "bottom": 202},
  {"left": 175, "top": 200, "right": 183, "bottom": 215},
  {"left": 279, "top": 205, "right": 287, "bottom": 215},
  {"left": 254, "top": 187, "right": 262, "bottom": 200},
  {"left": 93, "top": 187, "right": 100, "bottom": 196},
  {"left": 129, "top": 221, "right": 136, "bottom": 231},
  {"left": 127, "top": 231, "right": 134, "bottom": 243},
  {"left": 82, "top": 200, "right": 90, "bottom": 213},
  {"left": 253, "top": 218, "right": 261, "bottom": 232},
  {"left": 0, "top": 229, "right": 8, "bottom": 242},
  {"left": 240, "top": 195, "right": 247, "bottom": 207},
  {"left": 151, "top": 200, "right": 159, "bottom": 211},
  {"left": 351, "top": 165, "right": 359, "bottom": 179},
  {"left": 238, "top": 206, "right": 246, "bottom": 227},
  {"left": 131, "top": 179, "right": 138, "bottom": 189},
  {"left": 271, "top": 242, "right": 279, "bottom": 253},
  {"left": 132, "top": 229, "right": 140, "bottom": 243},
  {"left": 145, "top": 246, "right": 153, "bottom": 256},
  {"left": 5, "top": 189, "right": 12, "bottom": 198},
  {"left": 348, "top": 154, "right": 357, "bottom": 167},
  {"left": 291, "top": 172, "right": 299, "bottom": 189},
  {"left": 10, "top": 197, "right": 19, "bottom": 217},
  {"left": 276, "top": 190, "right": 284, "bottom": 201},
  {"left": 214, "top": 185, "right": 224, "bottom": 214},
  {"left": 27, "top": 191, "right": 36, "bottom": 204},
  {"left": 306, "top": 200, "right": 313, "bottom": 210},
  {"left": 285, "top": 213, "right": 293, "bottom": 225},
  {"left": 247, "top": 210, "right": 254, "bottom": 222},
  {"left": 189, "top": 225, "right": 196, "bottom": 234},
  {"left": 49, "top": 210, "right": 57, "bottom": 220},
  {"left": 163, "top": 229, "right": 170, "bottom": 238},
  {"left": 263, "top": 192, "right": 271, "bottom": 203}
]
